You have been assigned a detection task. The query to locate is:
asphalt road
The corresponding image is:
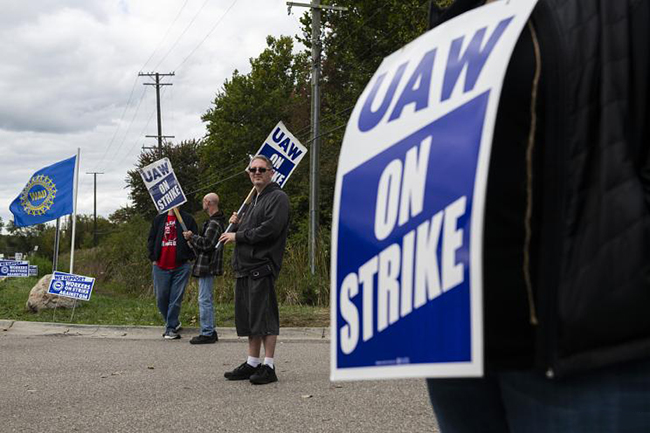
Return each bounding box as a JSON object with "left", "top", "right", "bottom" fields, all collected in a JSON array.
[{"left": 0, "top": 321, "right": 439, "bottom": 433}]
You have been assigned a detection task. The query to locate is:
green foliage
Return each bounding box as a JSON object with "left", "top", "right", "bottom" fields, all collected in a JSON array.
[
  {"left": 96, "top": 213, "right": 152, "bottom": 293},
  {"left": 434, "top": 0, "right": 454, "bottom": 8},
  {"left": 108, "top": 205, "right": 139, "bottom": 225},
  {"left": 29, "top": 254, "right": 53, "bottom": 276},
  {"left": 0, "top": 277, "right": 328, "bottom": 327},
  {"left": 200, "top": 35, "right": 310, "bottom": 227}
]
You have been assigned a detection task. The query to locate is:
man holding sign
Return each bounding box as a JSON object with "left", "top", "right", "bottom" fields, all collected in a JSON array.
[
  {"left": 220, "top": 155, "right": 290, "bottom": 385},
  {"left": 148, "top": 208, "right": 198, "bottom": 339}
]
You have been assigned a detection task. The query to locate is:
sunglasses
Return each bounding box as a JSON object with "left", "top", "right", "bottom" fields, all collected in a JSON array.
[{"left": 248, "top": 167, "right": 268, "bottom": 174}]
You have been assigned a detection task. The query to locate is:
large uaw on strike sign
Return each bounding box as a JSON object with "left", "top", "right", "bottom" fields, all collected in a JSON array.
[
  {"left": 254, "top": 121, "right": 307, "bottom": 186},
  {"left": 331, "top": 0, "right": 538, "bottom": 380},
  {"left": 47, "top": 271, "right": 95, "bottom": 301},
  {"left": 139, "top": 158, "right": 187, "bottom": 214}
]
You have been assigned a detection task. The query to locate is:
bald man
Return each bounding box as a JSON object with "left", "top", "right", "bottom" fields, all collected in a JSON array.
[{"left": 182, "top": 193, "right": 226, "bottom": 344}]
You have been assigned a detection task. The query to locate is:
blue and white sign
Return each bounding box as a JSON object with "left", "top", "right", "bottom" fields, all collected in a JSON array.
[
  {"left": 138, "top": 158, "right": 187, "bottom": 214},
  {"left": 331, "top": 0, "right": 538, "bottom": 381},
  {"left": 29, "top": 265, "right": 38, "bottom": 277},
  {"left": 47, "top": 271, "right": 95, "bottom": 301},
  {"left": 0, "top": 260, "right": 30, "bottom": 277},
  {"left": 254, "top": 121, "right": 307, "bottom": 187}
]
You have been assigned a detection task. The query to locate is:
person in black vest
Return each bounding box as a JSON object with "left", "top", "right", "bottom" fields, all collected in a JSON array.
[
  {"left": 147, "top": 208, "right": 198, "bottom": 340},
  {"left": 425, "top": 1, "right": 650, "bottom": 432},
  {"left": 219, "top": 155, "right": 290, "bottom": 385}
]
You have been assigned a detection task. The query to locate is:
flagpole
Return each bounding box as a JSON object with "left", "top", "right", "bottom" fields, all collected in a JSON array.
[
  {"left": 69, "top": 148, "right": 80, "bottom": 274},
  {"left": 53, "top": 218, "right": 60, "bottom": 272}
]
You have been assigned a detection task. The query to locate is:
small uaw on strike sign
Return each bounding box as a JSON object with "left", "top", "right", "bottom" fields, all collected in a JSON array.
[
  {"left": 331, "top": 0, "right": 539, "bottom": 381},
  {"left": 138, "top": 157, "right": 187, "bottom": 214}
]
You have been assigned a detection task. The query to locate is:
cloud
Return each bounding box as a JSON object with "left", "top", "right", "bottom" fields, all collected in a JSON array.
[{"left": 0, "top": 0, "right": 304, "bottom": 226}]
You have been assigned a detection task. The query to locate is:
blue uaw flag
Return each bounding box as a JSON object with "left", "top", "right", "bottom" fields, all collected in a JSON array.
[{"left": 9, "top": 156, "right": 76, "bottom": 227}]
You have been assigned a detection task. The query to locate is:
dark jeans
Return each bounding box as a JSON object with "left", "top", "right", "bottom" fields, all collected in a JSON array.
[
  {"left": 427, "top": 359, "right": 650, "bottom": 433},
  {"left": 152, "top": 262, "right": 191, "bottom": 332}
]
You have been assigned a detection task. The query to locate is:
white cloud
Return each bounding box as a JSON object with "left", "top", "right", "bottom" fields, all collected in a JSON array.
[{"left": 0, "top": 0, "right": 304, "bottom": 226}]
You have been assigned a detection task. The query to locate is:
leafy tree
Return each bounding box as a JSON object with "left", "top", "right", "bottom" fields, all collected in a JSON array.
[
  {"left": 201, "top": 35, "right": 310, "bottom": 227},
  {"left": 307, "top": 0, "right": 429, "bottom": 217},
  {"left": 108, "top": 205, "right": 139, "bottom": 225}
]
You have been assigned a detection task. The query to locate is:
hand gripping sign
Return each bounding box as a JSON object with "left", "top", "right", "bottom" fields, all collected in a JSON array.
[
  {"left": 331, "top": 0, "right": 538, "bottom": 381},
  {"left": 138, "top": 158, "right": 187, "bottom": 215},
  {"left": 215, "top": 121, "right": 307, "bottom": 250}
]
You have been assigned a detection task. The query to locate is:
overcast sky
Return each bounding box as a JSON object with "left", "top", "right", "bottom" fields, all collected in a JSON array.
[{"left": 0, "top": 0, "right": 304, "bottom": 226}]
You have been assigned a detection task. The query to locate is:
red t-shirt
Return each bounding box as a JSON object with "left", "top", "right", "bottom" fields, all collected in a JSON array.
[{"left": 157, "top": 214, "right": 178, "bottom": 270}]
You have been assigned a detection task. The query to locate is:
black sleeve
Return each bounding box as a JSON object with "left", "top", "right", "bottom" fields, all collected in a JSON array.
[
  {"left": 235, "top": 192, "right": 289, "bottom": 245},
  {"left": 147, "top": 217, "right": 158, "bottom": 261},
  {"left": 632, "top": 0, "right": 650, "bottom": 206}
]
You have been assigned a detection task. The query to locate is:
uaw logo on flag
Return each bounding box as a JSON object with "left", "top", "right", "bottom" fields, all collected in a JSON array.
[
  {"left": 10, "top": 156, "right": 76, "bottom": 227},
  {"left": 330, "top": 0, "right": 538, "bottom": 381}
]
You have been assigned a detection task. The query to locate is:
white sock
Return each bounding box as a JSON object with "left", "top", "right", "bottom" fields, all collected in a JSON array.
[
  {"left": 264, "top": 357, "right": 274, "bottom": 369},
  {"left": 247, "top": 356, "right": 261, "bottom": 367}
]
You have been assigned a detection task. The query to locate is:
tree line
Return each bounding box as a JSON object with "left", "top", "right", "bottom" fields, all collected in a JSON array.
[{"left": 7, "top": 1, "right": 442, "bottom": 305}]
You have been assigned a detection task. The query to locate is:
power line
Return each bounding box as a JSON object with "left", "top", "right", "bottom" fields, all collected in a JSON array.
[
  {"left": 141, "top": 0, "right": 191, "bottom": 71},
  {"left": 95, "top": 0, "right": 190, "bottom": 172},
  {"left": 139, "top": 72, "right": 175, "bottom": 158},
  {"left": 153, "top": 0, "right": 211, "bottom": 71},
  {"left": 100, "top": 85, "right": 149, "bottom": 171},
  {"left": 186, "top": 122, "right": 347, "bottom": 197},
  {"left": 174, "top": 0, "right": 240, "bottom": 71},
  {"left": 181, "top": 155, "right": 250, "bottom": 189},
  {"left": 92, "top": 75, "right": 140, "bottom": 172},
  {"left": 115, "top": 102, "right": 158, "bottom": 169},
  {"left": 186, "top": 166, "right": 248, "bottom": 196}
]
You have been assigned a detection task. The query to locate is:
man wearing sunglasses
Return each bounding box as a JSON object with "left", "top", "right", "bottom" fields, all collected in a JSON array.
[{"left": 219, "top": 155, "right": 290, "bottom": 385}]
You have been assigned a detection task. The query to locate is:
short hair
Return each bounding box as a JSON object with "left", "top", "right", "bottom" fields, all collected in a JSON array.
[{"left": 250, "top": 155, "right": 273, "bottom": 170}]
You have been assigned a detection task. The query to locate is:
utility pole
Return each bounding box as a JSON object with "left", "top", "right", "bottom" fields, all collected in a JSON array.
[
  {"left": 287, "top": 1, "right": 347, "bottom": 275},
  {"left": 138, "top": 72, "right": 175, "bottom": 158},
  {"left": 85, "top": 172, "right": 104, "bottom": 247}
]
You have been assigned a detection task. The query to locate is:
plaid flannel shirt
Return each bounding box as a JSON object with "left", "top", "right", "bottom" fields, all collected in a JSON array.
[{"left": 189, "top": 212, "right": 226, "bottom": 277}]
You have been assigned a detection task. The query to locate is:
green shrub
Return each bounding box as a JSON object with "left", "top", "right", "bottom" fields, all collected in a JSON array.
[
  {"left": 61, "top": 215, "right": 331, "bottom": 306},
  {"left": 27, "top": 254, "right": 53, "bottom": 276}
]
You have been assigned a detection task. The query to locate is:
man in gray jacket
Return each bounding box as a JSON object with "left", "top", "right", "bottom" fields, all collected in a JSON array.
[{"left": 219, "top": 155, "right": 289, "bottom": 385}]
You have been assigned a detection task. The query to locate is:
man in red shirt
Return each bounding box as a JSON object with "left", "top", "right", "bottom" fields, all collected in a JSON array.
[{"left": 147, "top": 208, "right": 198, "bottom": 339}]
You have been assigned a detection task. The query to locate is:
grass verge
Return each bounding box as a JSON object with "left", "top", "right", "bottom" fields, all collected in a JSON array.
[{"left": 0, "top": 277, "right": 329, "bottom": 328}]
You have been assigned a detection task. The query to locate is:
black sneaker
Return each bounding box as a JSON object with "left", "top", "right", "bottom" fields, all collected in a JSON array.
[
  {"left": 163, "top": 323, "right": 182, "bottom": 336},
  {"left": 163, "top": 330, "right": 181, "bottom": 340},
  {"left": 224, "top": 362, "right": 260, "bottom": 381},
  {"left": 249, "top": 364, "right": 278, "bottom": 385},
  {"left": 190, "top": 331, "right": 218, "bottom": 345}
]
